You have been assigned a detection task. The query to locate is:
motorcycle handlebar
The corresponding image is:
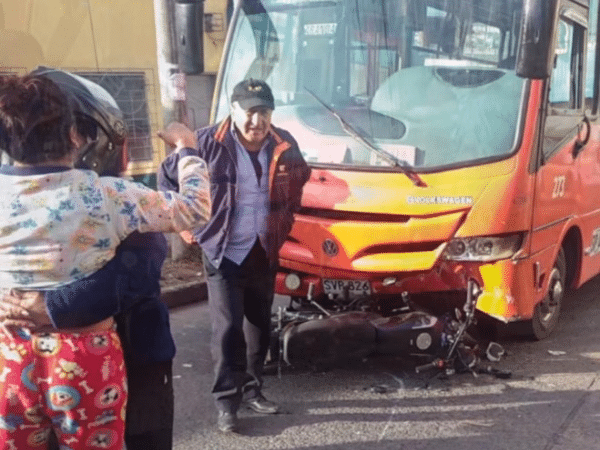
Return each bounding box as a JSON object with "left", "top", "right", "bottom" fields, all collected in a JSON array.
[{"left": 415, "top": 358, "right": 445, "bottom": 373}]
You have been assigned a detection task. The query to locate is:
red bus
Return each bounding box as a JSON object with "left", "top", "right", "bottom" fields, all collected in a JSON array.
[{"left": 213, "top": 0, "right": 600, "bottom": 341}]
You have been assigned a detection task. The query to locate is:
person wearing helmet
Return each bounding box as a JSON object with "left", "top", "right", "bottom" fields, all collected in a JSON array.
[
  {"left": 0, "top": 70, "right": 211, "bottom": 449},
  {"left": 31, "top": 67, "right": 180, "bottom": 450}
]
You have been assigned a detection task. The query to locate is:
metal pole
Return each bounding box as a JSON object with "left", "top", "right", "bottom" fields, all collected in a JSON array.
[
  {"left": 153, "top": 0, "right": 190, "bottom": 261},
  {"left": 153, "top": 0, "right": 187, "bottom": 135}
]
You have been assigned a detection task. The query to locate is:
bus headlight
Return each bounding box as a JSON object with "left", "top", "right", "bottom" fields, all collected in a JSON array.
[
  {"left": 284, "top": 273, "right": 302, "bottom": 290},
  {"left": 442, "top": 234, "right": 522, "bottom": 262}
]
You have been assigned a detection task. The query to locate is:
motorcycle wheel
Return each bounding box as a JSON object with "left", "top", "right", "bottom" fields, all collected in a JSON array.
[{"left": 528, "top": 248, "right": 566, "bottom": 340}]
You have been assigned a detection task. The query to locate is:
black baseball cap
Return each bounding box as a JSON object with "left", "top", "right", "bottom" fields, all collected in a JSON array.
[{"left": 231, "top": 78, "right": 275, "bottom": 110}]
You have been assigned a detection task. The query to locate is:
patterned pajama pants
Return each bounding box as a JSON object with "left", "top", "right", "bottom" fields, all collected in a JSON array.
[{"left": 0, "top": 327, "right": 127, "bottom": 450}]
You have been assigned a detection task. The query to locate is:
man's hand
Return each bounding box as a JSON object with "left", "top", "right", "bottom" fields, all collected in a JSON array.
[
  {"left": 157, "top": 122, "right": 197, "bottom": 151},
  {"left": 0, "top": 290, "right": 52, "bottom": 329},
  {"left": 180, "top": 230, "right": 196, "bottom": 245}
]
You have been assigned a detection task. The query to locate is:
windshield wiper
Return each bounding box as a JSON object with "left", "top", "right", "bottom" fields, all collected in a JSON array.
[{"left": 304, "top": 87, "right": 427, "bottom": 188}]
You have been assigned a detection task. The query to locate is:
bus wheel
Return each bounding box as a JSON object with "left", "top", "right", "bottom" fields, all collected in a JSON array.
[{"left": 529, "top": 248, "right": 566, "bottom": 340}]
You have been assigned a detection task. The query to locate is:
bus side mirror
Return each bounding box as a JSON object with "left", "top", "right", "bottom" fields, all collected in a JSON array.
[
  {"left": 175, "top": 0, "right": 204, "bottom": 75},
  {"left": 516, "top": 0, "right": 559, "bottom": 79}
]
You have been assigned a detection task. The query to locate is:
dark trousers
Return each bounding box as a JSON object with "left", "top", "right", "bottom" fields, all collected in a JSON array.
[
  {"left": 124, "top": 361, "right": 174, "bottom": 450},
  {"left": 203, "top": 240, "right": 275, "bottom": 413}
]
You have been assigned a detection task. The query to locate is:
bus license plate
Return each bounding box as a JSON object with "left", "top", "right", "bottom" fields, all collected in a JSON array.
[{"left": 323, "top": 279, "right": 371, "bottom": 298}]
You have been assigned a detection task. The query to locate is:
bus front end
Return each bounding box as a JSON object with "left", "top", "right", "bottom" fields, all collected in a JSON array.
[{"left": 213, "top": 0, "right": 561, "bottom": 344}]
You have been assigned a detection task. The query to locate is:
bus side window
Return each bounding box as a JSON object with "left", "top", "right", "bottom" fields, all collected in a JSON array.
[
  {"left": 544, "top": 17, "right": 586, "bottom": 156},
  {"left": 586, "top": 0, "right": 598, "bottom": 114}
]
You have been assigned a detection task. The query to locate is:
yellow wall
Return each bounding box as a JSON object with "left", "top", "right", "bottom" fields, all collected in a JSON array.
[
  {"left": 0, "top": 0, "right": 159, "bottom": 71},
  {"left": 0, "top": 0, "right": 228, "bottom": 177},
  {"left": 203, "top": 0, "right": 228, "bottom": 73},
  {"left": 0, "top": 0, "right": 162, "bottom": 178}
]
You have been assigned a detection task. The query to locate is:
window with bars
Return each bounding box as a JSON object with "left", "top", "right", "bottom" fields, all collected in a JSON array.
[{"left": 75, "top": 72, "right": 156, "bottom": 162}]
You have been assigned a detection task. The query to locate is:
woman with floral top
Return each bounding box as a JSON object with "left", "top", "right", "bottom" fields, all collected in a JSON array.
[{"left": 0, "top": 73, "right": 210, "bottom": 450}]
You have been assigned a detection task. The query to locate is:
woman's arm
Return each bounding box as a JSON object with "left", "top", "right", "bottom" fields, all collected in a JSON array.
[
  {"left": 103, "top": 151, "right": 211, "bottom": 238},
  {"left": 0, "top": 257, "right": 122, "bottom": 329}
]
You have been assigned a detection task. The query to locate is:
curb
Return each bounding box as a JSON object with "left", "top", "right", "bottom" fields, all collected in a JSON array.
[{"left": 161, "top": 281, "right": 207, "bottom": 309}]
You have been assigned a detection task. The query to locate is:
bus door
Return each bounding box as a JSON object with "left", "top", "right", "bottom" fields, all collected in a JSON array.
[
  {"left": 573, "top": 0, "right": 600, "bottom": 283},
  {"left": 531, "top": 1, "right": 598, "bottom": 294}
]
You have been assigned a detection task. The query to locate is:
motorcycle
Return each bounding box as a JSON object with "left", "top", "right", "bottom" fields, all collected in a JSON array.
[{"left": 269, "top": 278, "right": 505, "bottom": 376}]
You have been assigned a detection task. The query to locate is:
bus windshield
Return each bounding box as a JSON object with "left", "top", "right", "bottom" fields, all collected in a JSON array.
[{"left": 215, "top": 0, "right": 527, "bottom": 170}]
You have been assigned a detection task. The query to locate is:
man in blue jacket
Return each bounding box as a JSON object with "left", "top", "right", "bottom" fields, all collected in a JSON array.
[{"left": 158, "top": 79, "right": 311, "bottom": 433}]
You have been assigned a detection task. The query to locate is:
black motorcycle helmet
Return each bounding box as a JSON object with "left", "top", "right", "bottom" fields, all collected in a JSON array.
[{"left": 30, "top": 66, "right": 127, "bottom": 176}]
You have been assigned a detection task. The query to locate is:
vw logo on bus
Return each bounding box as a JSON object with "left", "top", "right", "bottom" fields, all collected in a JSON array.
[{"left": 322, "top": 239, "right": 339, "bottom": 257}]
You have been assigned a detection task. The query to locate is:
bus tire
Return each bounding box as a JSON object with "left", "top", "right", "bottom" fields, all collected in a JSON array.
[{"left": 528, "top": 248, "right": 566, "bottom": 340}]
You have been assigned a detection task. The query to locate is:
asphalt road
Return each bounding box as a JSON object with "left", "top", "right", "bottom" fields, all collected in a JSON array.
[{"left": 168, "top": 276, "right": 600, "bottom": 450}]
